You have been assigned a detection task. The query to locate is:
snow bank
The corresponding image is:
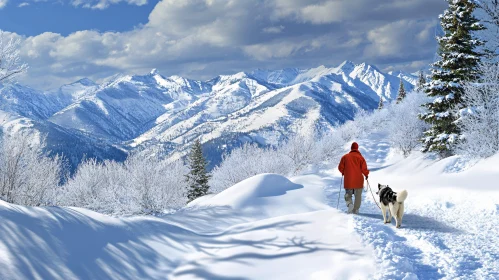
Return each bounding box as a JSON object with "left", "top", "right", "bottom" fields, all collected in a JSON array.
[
  {"left": 0, "top": 200, "right": 209, "bottom": 279},
  {"left": 371, "top": 150, "right": 499, "bottom": 194},
  {"left": 197, "top": 173, "right": 330, "bottom": 218},
  {"left": 0, "top": 173, "right": 375, "bottom": 279}
]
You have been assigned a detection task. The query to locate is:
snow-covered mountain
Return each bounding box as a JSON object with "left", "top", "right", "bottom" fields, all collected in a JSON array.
[
  {"left": 131, "top": 61, "right": 416, "bottom": 165},
  {"left": 0, "top": 61, "right": 416, "bottom": 168},
  {"left": 0, "top": 81, "right": 126, "bottom": 171}
]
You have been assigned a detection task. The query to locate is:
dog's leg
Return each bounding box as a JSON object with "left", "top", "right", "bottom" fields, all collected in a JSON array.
[
  {"left": 381, "top": 204, "right": 388, "bottom": 223},
  {"left": 388, "top": 203, "right": 396, "bottom": 224},
  {"left": 397, "top": 203, "right": 405, "bottom": 228},
  {"left": 392, "top": 203, "right": 400, "bottom": 228}
]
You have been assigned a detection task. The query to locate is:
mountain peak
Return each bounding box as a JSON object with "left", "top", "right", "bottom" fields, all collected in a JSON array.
[
  {"left": 339, "top": 60, "right": 355, "bottom": 67},
  {"left": 73, "top": 78, "right": 97, "bottom": 86},
  {"left": 356, "top": 62, "right": 383, "bottom": 73},
  {"left": 150, "top": 69, "right": 158, "bottom": 75},
  {"left": 336, "top": 60, "right": 356, "bottom": 73}
]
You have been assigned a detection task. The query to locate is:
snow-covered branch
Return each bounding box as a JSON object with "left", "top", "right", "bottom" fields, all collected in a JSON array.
[
  {"left": 0, "top": 133, "right": 63, "bottom": 206},
  {"left": 0, "top": 30, "right": 28, "bottom": 83},
  {"left": 458, "top": 63, "right": 499, "bottom": 158},
  {"left": 59, "top": 153, "right": 189, "bottom": 214}
]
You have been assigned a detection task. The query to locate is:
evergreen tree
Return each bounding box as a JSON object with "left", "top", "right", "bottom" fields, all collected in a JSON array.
[
  {"left": 185, "top": 139, "right": 211, "bottom": 201},
  {"left": 420, "top": 0, "right": 485, "bottom": 157},
  {"left": 396, "top": 78, "right": 407, "bottom": 104},
  {"left": 378, "top": 96, "right": 384, "bottom": 110},
  {"left": 416, "top": 71, "right": 426, "bottom": 92}
]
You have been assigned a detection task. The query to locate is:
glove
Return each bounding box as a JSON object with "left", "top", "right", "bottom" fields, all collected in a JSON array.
[{"left": 365, "top": 176, "right": 368, "bottom": 180}]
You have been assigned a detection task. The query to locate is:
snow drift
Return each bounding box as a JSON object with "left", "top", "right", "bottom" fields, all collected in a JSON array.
[{"left": 0, "top": 173, "right": 374, "bottom": 279}]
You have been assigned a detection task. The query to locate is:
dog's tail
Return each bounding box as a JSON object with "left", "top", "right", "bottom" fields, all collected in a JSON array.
[{"left": 396, "top": 190, "right": 408, "bottom": 203}]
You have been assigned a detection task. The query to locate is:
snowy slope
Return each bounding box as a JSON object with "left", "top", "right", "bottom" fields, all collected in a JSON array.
[
  {"left": 0, "top": 174, "right": 375, "bottom": 279},
  {"left": 0, "top": 81, "right": 126, "bottom": 170},
  {"left": 47, "top": 78, "right": 99, "bottom": 107},
  {"left": 48, "top": 71, "right": 210, "bottom": 141},
  {"left": 0, "top": 84, "right": 66, "bottom": 120},
  {"left": 0, "top": 132, "right": 497, "bottom": 279},
  {"left": 0, "top": 111, "right": 126, "bottom": 171}
]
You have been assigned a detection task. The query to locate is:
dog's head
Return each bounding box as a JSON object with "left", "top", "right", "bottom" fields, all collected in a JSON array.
[{"left": 377, "top": 183, "right": 389, "bottom": 194}]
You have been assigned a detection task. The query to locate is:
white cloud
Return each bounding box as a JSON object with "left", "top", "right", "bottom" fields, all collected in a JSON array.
[
  {"left": 365, "top": 19, "right": 437, "bottom": 59},
  {"left": 262, "top": 26, "right": 285, "bottom": 34},
  {"left": 0, "top": 0, "right": 8, "bottom": 9},
  {"left": 74, "top": 0, "right": 148, "bottom": 10},
  {"left": 18, "top": 2, "right": 29, "bottom": 7},
  {"left": 27, "top": 0, "right": 147, "bottom": 9}
]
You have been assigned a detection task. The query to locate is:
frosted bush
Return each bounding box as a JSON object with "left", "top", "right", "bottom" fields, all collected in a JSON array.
[
  {"left": 316, "top": 131, "right": 345, "bottom": 164},
  {"left": 458, "top": 63, "right": 499, "bottom": 158},
  {"left": 387, "top": 91, "right": 429, "bottom": 157},
  {"left": 210, "top": 144, "right": 294, "bottom": 193},
  {"left": 338, "top": 120, "right": 359, "bottom": 142},
  {"left": 125, "top": 153, "right": 188, "bottom": 212},
  {"left": 0, "top": 133, "right": 63, "bottom": 206},
  {"left": 61, "top": 153, "right": 188, "bottom": 215},
  {"left": 281, "top": 133, "right": 322, "bottom": 174}
]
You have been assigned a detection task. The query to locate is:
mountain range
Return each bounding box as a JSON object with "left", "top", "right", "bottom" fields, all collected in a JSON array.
[{"left": 0, "top": 61, "right": 416, "bottom": 170}]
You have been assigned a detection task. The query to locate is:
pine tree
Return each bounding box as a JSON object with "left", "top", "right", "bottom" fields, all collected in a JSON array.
[
  {"left": 396, "top": 78, "right": 407, "bottom": 104},
  {"left": 416, "top": 71, "right": 426, "bottom": 92},
  {"left": 185, "top": 139, "right": 211, "bottom": 201},
  {"left": 378, "top": 96, "right": 384, "bottom": 110},
  {"left": 420, "top": 0, "right": 485, "bottom": 157}
]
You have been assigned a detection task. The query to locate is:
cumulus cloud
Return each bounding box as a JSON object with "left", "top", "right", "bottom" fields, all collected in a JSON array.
[
  {"left": 9, "top": 0, "right": 447, "bottom": 89},
  {"left": 24, "top": 0, "right": 147, "bottom": 9},
  {"left": 71, "top": 0, "right": 148, "bottom": 10},
  {"left": 0, "top": 0, "right": 7, "bottom": 9}
]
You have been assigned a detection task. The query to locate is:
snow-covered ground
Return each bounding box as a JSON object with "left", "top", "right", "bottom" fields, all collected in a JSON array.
[
  {"left": 346, "top": 135, "right": 499, "bottom": 280},
  {"left": 0, "top": 133, "right": 498, "bottom": 279}
]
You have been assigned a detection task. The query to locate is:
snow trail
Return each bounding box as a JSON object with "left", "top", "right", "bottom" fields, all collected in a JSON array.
[{"left": 324, "top": 134, "right": 499, "bottom": 280}]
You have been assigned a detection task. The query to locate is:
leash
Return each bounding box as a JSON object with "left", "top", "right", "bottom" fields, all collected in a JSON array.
[
  {"left": 336, "top": 176, "right": 343, "bottom": 209},
  {"left": 366, "top": 179, "right": 381, "bottom": 210}
]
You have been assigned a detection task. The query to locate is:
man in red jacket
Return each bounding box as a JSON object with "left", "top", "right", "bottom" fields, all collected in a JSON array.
[{"left": 338, "top": 142, "right": 369, "bottom": 214}]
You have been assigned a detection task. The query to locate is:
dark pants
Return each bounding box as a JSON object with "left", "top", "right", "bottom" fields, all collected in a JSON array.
[{"left": 344, "top": 188, "right": 362, "bottom": 213}]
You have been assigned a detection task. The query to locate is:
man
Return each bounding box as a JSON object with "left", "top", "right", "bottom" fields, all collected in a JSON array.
[{"left": 338, "top": 142, "right": 369, "bottom": 214}]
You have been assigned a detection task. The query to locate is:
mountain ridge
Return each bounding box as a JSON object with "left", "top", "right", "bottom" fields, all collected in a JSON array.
[{"left": 0, "top": 61, "right": 417, "bottom": 169}]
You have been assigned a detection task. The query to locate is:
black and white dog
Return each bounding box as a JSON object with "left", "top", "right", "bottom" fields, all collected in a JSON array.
[{"left": 377, "top": 184, "right": 408, "bottom": 228}]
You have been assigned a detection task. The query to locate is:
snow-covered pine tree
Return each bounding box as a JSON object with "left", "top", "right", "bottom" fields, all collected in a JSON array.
[
  {"left": 417, "top": 71, "right": 426, "bottom": 92},
  {"left": 396, "top": 78, "right": 407, "bottom": 104},
  {"left": 186, "top": 139, "right": 211, "bottom": 201},
  {"left": 420, "top": 0, "right": 485, "bottom": 157},
  {"left": 378, "top": 96, "right": 384, "bottom": 110}
]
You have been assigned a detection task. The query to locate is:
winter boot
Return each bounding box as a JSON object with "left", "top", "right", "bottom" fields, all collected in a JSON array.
[{"left": 347, "top": 203, "right": 354, "bottom": 214}]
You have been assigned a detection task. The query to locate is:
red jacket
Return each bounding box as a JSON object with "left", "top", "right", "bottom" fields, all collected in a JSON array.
[{"left": 338, "top": 150, "right": 369, "bottom": 189}]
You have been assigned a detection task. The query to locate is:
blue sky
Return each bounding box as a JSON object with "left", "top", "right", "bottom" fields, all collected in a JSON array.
[
  {"left": 0, "top": 1, "right": 159, "bottom": 36},
  {"left": 0, "top": 0, "right": 448, "bottom": 89}
]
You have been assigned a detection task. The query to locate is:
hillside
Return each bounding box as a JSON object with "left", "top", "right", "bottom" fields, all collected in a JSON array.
[{"left": 0, "top": 133, "right": 496, "bottom": 279}]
